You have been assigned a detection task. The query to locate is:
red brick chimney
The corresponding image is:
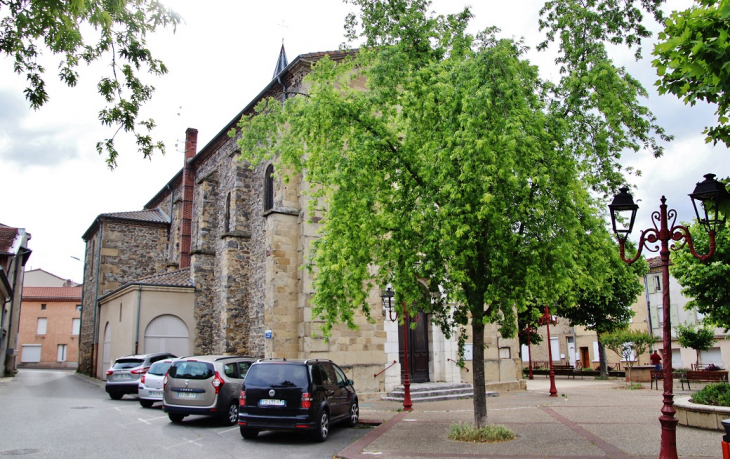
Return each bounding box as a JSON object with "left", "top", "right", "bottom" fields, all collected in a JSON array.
[{"left": 179, "top": 127, "right": 197, "bottom": 269}]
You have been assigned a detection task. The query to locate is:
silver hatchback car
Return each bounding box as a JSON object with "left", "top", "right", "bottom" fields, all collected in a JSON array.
[
  {"left": 162, "top": 355, "right": 254, "bottom": 425},
  {"left": 138, "top": 358, "right": 175, "bottom": 408},
  {"left": 106, "top": 352, "right": 177, "bottom": 400}
]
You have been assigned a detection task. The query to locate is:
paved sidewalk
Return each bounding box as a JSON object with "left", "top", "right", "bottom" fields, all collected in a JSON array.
[{"left": 340, "top": 378, "right": 723, "bottom": 459}]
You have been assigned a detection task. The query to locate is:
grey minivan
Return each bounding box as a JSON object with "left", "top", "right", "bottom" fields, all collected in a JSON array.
[
  {"left": 162, "top": 355, "right": 254, "bottom": 425},
  {"left": 105, "top": 352, "right": 177, "bottom": 400}
]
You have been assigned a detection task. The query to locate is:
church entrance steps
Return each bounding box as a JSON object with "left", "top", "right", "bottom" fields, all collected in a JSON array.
[{"left": 381, "top": 382, "right": 494, "bottom": 402}]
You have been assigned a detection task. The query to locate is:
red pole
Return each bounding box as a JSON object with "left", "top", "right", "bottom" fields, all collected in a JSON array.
[
  {"left": 544, "top": 308, "right": 558, "bottom": 397},
  {"left": 527, "top": 331, "right": 534, "bottom": 380},
  {"left": 658, "top": 198, "right": 678, "bottom": 459},
  {"left": 402, "top": 308, "right": 413, "bottom": 411}
]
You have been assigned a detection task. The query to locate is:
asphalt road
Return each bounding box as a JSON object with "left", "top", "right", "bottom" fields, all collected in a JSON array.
[{"left": 0, "top": 369, "right": 371, "bottom": 458}]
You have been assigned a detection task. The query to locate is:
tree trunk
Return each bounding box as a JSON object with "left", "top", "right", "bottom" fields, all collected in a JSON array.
[
  {"left": 597, "top": 335, "right": 608, "bottom": 377},
  {"left": 472, "top": 307, "right": 487, "bottom": 428}
]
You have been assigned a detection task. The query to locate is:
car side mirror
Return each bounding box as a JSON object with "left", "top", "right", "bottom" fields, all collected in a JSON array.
[{"left": 348, "top": 379, "right": 354, "bottom": 386}]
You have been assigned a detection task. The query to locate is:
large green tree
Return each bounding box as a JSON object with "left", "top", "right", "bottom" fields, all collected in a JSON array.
[
  {"left": 557, "top": 235, "right": 648, "bottom": 377},
  {"left": 234, "top": 0, "right": 666, "bottom": 428},
  {"left": 1, "top": 0, "right": 181, "bottom": 168},
  {"left": 653, "top": 0, "right": 730, "bottom": 147}
]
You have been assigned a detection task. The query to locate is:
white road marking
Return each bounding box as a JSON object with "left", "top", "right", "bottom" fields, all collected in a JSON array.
[
  {"left": 165, "top": 438, "right": 204, "bottom": 450},
  {"left": 217, "top": 427, "right": 239, "bottom": 435},
  {"left": 137, "top": 418, "right": 151, "bottom": 425}
]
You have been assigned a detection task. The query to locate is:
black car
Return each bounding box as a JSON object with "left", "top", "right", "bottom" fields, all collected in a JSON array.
[{"left": 238, "top": 358, "right": 359, "bottom": 442}]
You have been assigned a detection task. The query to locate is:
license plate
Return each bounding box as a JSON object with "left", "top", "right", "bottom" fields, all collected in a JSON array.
[
  {"left": 149, "top": 391, "right": 162, "bottom": 398},
  {"left": 177, "top": 392, "right": 197, "bottom": 399},
  {"left": 259, "top": 399, "right": 285, "bottom": 406},
  {"left": 115, "top": 374, "right": 131, "bottom": 380}
]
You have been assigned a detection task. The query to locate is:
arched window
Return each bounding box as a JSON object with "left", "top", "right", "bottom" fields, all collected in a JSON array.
[{"left": 264, "top": 164, "right": 274, "bottom": 211}]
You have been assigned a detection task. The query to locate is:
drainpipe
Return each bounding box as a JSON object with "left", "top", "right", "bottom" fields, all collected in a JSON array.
[
  {"left": 5, "top": 246, "right": 30, "bottom": 374},
  {"left": 90, "top": 221, "right": 102, "bottom": 376},
  {"left": 135, "top": 284, "right": 142, "bottom": 354},
  {"left": 643, "top": 275, "right": 654, "bottom": 348}
]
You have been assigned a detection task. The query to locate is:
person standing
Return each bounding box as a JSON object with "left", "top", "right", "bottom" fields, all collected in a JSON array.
[{"left": 650, "top": 350, "right": 662, "bottom": 371}]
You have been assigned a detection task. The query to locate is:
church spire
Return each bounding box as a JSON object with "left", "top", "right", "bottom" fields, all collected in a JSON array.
[{"left": 273, "top": 42, "right": 289, "bottom": 79}]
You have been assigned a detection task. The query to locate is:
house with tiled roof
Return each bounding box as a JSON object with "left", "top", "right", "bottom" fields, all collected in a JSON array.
[
  {"left": 18, "top": 284, "right": 81, "bottom": 368},
  {"left": 0, "top": 223, "right": 31, "bottom": 376},
  {"left": 79, "top": 47, "right": 521, "bottom": 395}
]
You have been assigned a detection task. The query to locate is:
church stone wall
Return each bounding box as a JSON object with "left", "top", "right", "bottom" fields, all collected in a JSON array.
[{"left": 78, "top": 220, "right": 169, "bottom": 374}]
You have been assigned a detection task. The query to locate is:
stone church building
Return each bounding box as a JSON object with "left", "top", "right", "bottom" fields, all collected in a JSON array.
[{"left": 78, "top": 47, "right": 522, "bottom": 395}]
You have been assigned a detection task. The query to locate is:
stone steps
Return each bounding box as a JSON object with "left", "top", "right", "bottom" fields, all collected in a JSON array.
[{"left": 381, "top": 382, "right": 496, "bottom": 403}]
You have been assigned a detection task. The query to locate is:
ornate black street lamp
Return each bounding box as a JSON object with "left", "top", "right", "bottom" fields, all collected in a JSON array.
[
  {"left": 382, "top": 286, "right": 416, "bottom": 412},
  {"left": 538, "top": 306, "right": 558, "bottom": 397},
  {"left": 609, "top": 173, "right": 729, "bottom": 459}
]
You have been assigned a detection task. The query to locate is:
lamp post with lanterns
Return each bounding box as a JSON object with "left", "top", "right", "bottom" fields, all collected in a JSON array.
[
  {"left": 608, "top": 173, "right": 729, "bottom": 459},
  {"left": 538, "top": 306, "right": 558, "bottom": 397},
  {"left": 382, "top": 286, "right": 416, "bottom": 412}
]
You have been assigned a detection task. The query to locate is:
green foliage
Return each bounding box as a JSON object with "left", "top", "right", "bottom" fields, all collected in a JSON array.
[
  {"left": 448, "top": 423, "right": 515, "bottom": 443},
  {"left": 233, "top": 0, "right": 667, "bottom": 428},
  {"left": 653, "top": 0, "right": 730, "bottom": 146},
  {"left": 0, "top": 0, "right": 181, "bottom": 168},
  {"left": 601, "top": 329, "right": 658, "bottom": 365},
  {"left": 691, "top": 382, "right": 730, "bottom": 406},
  {"left": 671, "top": 219, "right": 730, "bottom": 330},
  {"left": 676, "top": 322, "right": 717, "bottom": 366}
]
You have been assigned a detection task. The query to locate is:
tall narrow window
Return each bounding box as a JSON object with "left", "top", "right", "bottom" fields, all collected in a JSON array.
[
  {"left": 264, "top": 164, "right": 274, "bottom": 211},
  {"left": 72, "top": 319, "right": 81, "bottom": 336},
  {"left": 224, "top": 192, "right": 232, "bottom": 233},
  {"left": 57, "top": 344, "right": 67, "bottom": 362},
  {"left": 37, "top": 318, "right": 47, "bottom": 335}
]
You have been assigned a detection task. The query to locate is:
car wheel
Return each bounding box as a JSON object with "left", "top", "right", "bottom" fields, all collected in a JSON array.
[
  {"left": 240, "top": 427, "right": 259, "bottom": 439},
  {"left": 223, "top": 401, "right": 239, "bottom": 426},
  {"left": 311, "top": 409, "right": 330, "bottom": 442},
  {"left": 139, "top": 399, "right": 154, "bottom": 408},
  {"left": 347, "top": 400, "right": 359, "bottom": 427},
  {"left": 168, "top": 413, "right": 185, "bottom": 423},
  {"left": 108, "top": 392, "right": 123, "bottom": 400}
]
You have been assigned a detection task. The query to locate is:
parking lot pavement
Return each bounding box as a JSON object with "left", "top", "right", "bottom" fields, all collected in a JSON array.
[
  {"left": 0, "top": 369, "right": 370, "bottom": 459},
  {"left": 337, "top": 378, "right": 724, "bottom": 459}
]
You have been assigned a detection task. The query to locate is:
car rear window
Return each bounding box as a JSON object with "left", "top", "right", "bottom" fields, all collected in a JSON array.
[
  {"left": 112, "top": 358, "right": 144, "bottom": 369},
  {"left": 168, "top": 361, "right": 214, "bottom": 380},
  {"left": 245, "top": 364, "right": 309, "bottom": 387},
  {"left": 148, "top": 361, "right": 172, "bottom": 376}
]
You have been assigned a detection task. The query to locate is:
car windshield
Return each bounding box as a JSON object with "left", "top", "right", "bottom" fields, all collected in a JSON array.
[
  {"left": 245, "top": 364, "right": 308, "bottom": 387},
  {"left": 148, "top": 361, "right": 172, "bottom": 376},
  {"left": 168, "top": 361, "right": 214, "bottom": 380},
  {"left": 112, "top": 358, "right": 144, "bottom": 369}
]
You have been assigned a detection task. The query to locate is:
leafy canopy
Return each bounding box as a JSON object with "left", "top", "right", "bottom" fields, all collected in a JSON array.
[
  {"left": 233, "top": 0, "right": 667, "bottom": 427},
  {"left": 653, "top": 0, "right": 730, "bottom": 147},
  {"left": 0, "top": 0, "right": 181, "bottom": 168}
]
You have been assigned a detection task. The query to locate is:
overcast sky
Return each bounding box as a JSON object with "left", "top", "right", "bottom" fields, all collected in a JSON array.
[{"left": 1, "top": 0, "right": 727, "bottom": 283}]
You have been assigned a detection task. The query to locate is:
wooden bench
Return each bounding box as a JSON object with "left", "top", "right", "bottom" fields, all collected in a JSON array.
[
  {"left": 680, "top": 370, "right": 729, "bottom": 390},
  {"left": 550, "top": 364, "right": 576, "bottom": 379}
]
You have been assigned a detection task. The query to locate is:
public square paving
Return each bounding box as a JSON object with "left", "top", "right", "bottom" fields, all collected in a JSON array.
[{"left": 340, "top": 378, "right": 723, "bottom": 459}]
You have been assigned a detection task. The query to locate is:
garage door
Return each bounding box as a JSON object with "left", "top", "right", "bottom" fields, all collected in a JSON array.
[
  {"left": 144, "top": 315, "right": 189, "bottom": 357},
  {"left": 21, "top": 345, "right": 41, "bottom": 363}
]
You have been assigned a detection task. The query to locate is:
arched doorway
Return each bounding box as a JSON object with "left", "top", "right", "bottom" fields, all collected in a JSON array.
[
  {"left": 102, "top": 323, "right": 111, "bottom": 380},
  {"left": 144, "top": 315, "right": 189, "bottom": 357}
]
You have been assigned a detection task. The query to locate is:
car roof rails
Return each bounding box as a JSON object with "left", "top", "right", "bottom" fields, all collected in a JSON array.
[
  {"left": 256, "top": 357, "right": 288, "bottom": 362},
  {"left": 303, "top": 358, "right": 332, "bottom": 364}
]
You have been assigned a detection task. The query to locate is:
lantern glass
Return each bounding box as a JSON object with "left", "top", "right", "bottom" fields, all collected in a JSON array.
[
  {"left": 609, "top": 187, "right": 638, "bottom": 240},
  {"left": 381, "top": 286, "right": 394, "bottom": 311},
  {"left": 689, "top": 173, "right": 729, "bottom": 234}
]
